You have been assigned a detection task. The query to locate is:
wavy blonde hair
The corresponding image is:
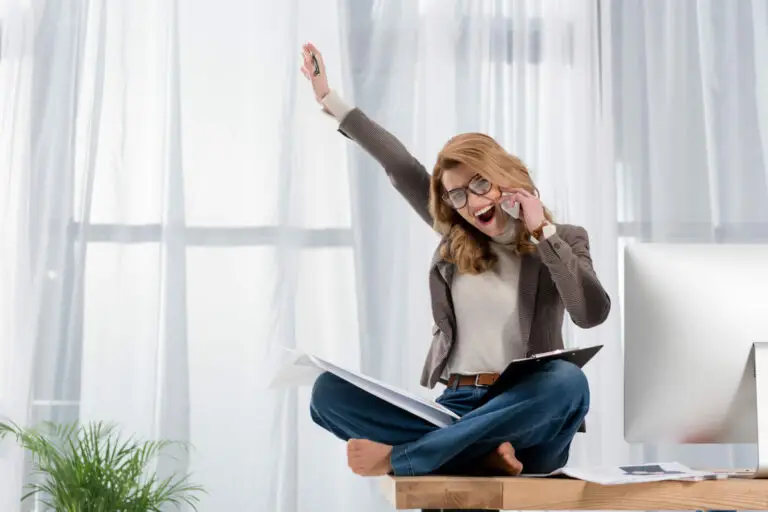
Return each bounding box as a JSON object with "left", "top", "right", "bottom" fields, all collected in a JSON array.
[{"left": 428, "top": 133, "right": 553, "bottom": 275}]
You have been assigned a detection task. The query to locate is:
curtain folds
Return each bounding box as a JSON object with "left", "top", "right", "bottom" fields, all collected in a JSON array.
[
  {"left": 612, "top": 0, "right": 768, "bottom": 471},
  {"left": 0, "top": 0, "right": 766, "bottom": 510}
]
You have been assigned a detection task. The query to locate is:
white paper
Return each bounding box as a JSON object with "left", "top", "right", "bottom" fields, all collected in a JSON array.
[
  {"left": 268, "top": 348, "right": 460, "bottom": 428},
  {"left": 529, "top": 462, "right": 727, "bottom": 485},
  {"left": 268, "top": 350, "right": 325, "bottom": 388}
]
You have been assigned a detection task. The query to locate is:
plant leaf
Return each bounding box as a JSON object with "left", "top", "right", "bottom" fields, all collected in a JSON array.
[{"left": 0, "top": 419, "right": 205, "bottom": 510}]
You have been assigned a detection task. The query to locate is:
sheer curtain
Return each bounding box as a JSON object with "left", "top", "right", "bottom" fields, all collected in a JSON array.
[
  {"left": 0, "top": 3, "right": 37, "bottom": 511},
  {"left": 0, "top": 0, "right": 372, "bottom": 510},
  {"left": 1, "top": 1, "right": 623, "bottom": 510},
  {"left": 0, "top": 0, "right": 626, "bottom": 510},
  {"left": 13, "top": 0, "right": 767, "bottom": 510},
  {"left": 611, "top": 0, "right": 768, "bottom": 469}
]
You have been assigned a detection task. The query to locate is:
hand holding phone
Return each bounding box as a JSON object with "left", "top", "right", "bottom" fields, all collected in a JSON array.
[{"left": 499, "top": 194, "right": 520, "bottom": 219}]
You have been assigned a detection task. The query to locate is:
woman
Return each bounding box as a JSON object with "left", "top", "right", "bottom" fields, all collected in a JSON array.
[{"left": 300, "top": 43, "right": 610, "bottom": 478}]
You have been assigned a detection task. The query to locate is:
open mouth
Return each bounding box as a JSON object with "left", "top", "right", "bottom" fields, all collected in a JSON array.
[{"left": 474, "top": 204, "right": 496, "bottom": 225}]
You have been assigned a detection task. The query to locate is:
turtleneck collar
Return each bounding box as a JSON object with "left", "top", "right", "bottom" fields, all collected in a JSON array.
[{"left": 491, "top": 217, "right": 518, "bottom": 245}]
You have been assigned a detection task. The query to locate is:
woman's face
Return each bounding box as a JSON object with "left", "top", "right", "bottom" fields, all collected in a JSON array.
[{"left": 441, "top": 165, "right": 509, "bottom": 237}]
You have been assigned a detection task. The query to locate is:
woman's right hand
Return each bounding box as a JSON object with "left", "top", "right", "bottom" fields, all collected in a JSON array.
[{"left": 301, "top": 42, "right": 331, "bottom": 104}]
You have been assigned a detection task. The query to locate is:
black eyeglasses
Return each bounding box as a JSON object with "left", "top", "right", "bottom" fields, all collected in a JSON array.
[{"left": 442, "top": 175, "right": 492, "bottom": 209}]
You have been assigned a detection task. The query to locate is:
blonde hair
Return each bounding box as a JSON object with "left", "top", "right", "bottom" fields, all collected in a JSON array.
[{"left": 428, "top": 133, "right": 553, "bottom": 275}]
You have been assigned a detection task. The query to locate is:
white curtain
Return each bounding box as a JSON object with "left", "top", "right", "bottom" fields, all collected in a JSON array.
[
  {"left": 0, "top": 1, "right": 621, "bottom": 510},
  {"left": 611, "top": 0, "right": 768, "bottom": 471},
  {"left": 0, "top": 0, "right": 622, "bottom": 510},
  {"left": 0, "top": 3, "right": 36, "bottom": 511},
  {"left": 0, "top": 0, "right": 372, "bottom": 510},
  {"left": 5, "top": 0, "right": 765, "bottom": 511}
]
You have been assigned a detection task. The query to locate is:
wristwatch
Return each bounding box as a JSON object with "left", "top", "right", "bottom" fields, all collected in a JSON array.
[{"left": 531, "top": 220, "right": 556, "bottom": 241}]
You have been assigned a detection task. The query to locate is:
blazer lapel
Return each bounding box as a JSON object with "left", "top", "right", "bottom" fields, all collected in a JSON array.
[
  {"left": 429, "top": 244, "right": 456, "bottom": 336},
  {"left": 431, "top": 240, "right": 455, "bottom": 284},
  {"left": 518, "top": 252, "right": 542, "bottom": 353}
]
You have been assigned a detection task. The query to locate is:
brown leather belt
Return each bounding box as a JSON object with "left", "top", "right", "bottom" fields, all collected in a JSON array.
[{"left": 447, "top": 373, "right": 500, "bottom": 388}]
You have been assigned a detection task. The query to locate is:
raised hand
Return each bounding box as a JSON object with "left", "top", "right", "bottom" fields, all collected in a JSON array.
[{"left": 301, "top": 42, "right": 330, "bottom": 104}]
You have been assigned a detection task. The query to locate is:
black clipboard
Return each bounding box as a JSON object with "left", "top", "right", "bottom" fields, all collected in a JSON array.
[{"left": 473, "top": 345, "right": 603, "bottom": 408}]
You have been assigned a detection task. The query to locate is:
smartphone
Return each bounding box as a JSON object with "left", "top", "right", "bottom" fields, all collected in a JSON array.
[
  {"left": 500, "top": 197, "right": 520, "bottom": 219},
  {"left": 310, "top": 53, "right": 321, "bottom": 76}
]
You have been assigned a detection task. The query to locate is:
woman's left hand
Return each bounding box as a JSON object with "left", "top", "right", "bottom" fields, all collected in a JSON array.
[{"left": 504, "top": 188, "right": 547, "bottom": 232}]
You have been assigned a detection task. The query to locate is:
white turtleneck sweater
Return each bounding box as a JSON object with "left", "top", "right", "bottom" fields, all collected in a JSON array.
[
  {"left": 321, "top": 90, "right": 526, "bottom": 376},
  {"left": 445, "top": 224, "right": 524, "bottom": 375}
]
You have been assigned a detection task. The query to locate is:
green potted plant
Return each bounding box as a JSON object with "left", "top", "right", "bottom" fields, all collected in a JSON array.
[{"left": 0, "top": 420, "right": 205, "bottom": 511}]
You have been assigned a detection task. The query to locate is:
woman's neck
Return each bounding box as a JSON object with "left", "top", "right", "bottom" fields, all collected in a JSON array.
[{"left": 491, "top": 218, "right": 518, "bottom": 245}]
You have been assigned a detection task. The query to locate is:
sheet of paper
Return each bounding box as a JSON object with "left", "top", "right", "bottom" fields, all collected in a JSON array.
[
  {"left": 267, "top": 350, "right": 325, "bottom": 388},
  {"left": 268, "top": 348, "right": 459, "bottom": 428},
  {"left": 528, "top": 462, "right": 726, "bottom": 485}
]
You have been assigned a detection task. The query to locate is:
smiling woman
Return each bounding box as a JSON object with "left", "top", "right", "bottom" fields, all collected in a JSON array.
[
  {"left": 301, "top": 42, "right": 611, "bottom": 480},
  {"left": 428, "top": 132, "right": 556, "bottom": 275}
]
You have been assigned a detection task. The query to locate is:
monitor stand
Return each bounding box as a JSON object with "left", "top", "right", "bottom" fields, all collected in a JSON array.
[
  {"left": 752, "top": 341, "right": 768, "bottom": 478},
  {"left": 729, "top": 342, "right": 768, "bottom": 478}
]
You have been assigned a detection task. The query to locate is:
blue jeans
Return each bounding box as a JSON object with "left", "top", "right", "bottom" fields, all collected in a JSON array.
[{"left": 310, "top": 359, "right": 589, "bottom": 476}]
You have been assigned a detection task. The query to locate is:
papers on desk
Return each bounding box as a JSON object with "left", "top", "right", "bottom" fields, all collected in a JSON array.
[
  {"left": 533, "top": 462, "right": 727, "bottom": 485},
  {"left": 268, "top": 348, "right": 460, "bottom": 428}
]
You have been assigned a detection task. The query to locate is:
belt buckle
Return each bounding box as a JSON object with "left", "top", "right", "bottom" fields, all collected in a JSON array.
[{"left": 474, "top": 374, "right": 489, "bottom": 388}]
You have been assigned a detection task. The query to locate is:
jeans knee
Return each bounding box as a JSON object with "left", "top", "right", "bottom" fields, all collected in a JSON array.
[
  {"left": 310, "top": 371, "right": 346, "bottom": 419},
  {"left": 545, "top": 360, "right": 589, "bottom": 406}
]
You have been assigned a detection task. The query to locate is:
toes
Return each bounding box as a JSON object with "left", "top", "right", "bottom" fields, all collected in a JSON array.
[
  {"left": 348, "top": 461, "right": 369, "bottom": 476},
  {"left": 497, "top": 441, "right": 514, "bottom": 455},
  {"left": 348, "top": 457, "right": 364, "bottom": 474}
]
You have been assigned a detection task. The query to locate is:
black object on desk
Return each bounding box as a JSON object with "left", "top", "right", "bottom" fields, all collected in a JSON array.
[{"left": 473, "top": 345, "right": 603, "bottom": 408}]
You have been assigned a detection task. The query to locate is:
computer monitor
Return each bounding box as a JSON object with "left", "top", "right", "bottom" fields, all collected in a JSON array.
[{"left": 624, "top": 243, "right": 768, "bottom": 474}]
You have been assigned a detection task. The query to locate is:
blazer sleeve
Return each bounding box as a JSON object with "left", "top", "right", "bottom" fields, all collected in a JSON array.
[
  {"left": 336, "top": 108, "right": 433, "bottom": 227},
  {"left": 537, "top": 225, "right": 611, "bottom": 328}
]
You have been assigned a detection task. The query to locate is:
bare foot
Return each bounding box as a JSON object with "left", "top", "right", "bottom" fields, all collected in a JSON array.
[
  {"left": 484, "top": 441, "right": 523, "bottom": 476},
  {"left": 347, "top": 439, "right": 393, "bottom": 476}
]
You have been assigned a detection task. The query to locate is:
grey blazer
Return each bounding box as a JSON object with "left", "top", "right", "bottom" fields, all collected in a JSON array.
[{"left": 338, "top": 108, "right": 611, "bottom": 390}]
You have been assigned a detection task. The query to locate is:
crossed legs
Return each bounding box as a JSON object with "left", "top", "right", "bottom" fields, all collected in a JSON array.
[{"left": 310, "top": 360, "right": 589, "bottom": 477}]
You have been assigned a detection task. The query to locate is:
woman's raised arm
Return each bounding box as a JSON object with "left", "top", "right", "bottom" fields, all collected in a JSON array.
[{"left": 301, "top": 43, "right": 433, "bottom": 226}]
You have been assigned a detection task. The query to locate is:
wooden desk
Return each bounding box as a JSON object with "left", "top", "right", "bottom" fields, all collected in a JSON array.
[{"left": 382, "top": 475, "right": 768, "bottom": 510}]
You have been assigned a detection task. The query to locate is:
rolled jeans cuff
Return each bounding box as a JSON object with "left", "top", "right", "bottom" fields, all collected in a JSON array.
[{"left": 390, "top": 444, "right": 415, "bottom": 476}]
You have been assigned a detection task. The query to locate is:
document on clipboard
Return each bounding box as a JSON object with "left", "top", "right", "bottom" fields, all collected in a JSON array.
[{"left": 474, "top": 345, "right": 603, "bottom": 408}]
